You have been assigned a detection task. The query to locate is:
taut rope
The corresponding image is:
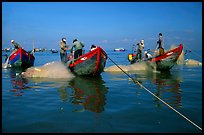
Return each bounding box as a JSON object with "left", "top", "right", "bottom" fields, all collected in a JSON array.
[{"left": 108, "top": 57, "right": 202, "bottom": 131}]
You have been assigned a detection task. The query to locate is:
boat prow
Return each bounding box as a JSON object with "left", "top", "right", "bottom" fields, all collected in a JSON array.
[
  {"left": 150, "top": 44, "right": 183, "bottom": 71},
  {"left": 9, "top": 47, "right": 35, "bottom": 68}
]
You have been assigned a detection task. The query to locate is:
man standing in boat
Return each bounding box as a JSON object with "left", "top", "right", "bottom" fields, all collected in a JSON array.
[
  {"left": 11, "top": 40, "right": 21, "bottom": 50},
  {"left": 59, "top": 37, "right": 68, "bottom": 63},
  {"left": 156, "top": 33, "right": 164, "bottom": 55},
  {"left": 135, "top": 39, "right": 144, "bottom": 61},
  {"left": 70, "top": 38, "right": 85, "bottom": 59}
]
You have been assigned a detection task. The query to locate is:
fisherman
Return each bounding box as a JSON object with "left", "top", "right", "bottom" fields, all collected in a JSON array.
[
  {"left": 135, "top": 39, "right": 144, "bottom": 60},
  {"left": 156, "top": 33, "right": 164, "bottom": 56},
  {"left": 11, "top": 40, "right": 21, "bottom": 50},
  {"left": 90, "top": 44, "right": 97, "bottom": 51},
  {"left": 144, "top": 51, "right": 152, "bottom": 60},
  {"left": 59, "top": 37, "right": 68, "bottom": 63},
  {"left": 70, "top": 38, "right": 85, "bottom": 59},
  {"left": 4, "top": 54, "right": 8, "bottom": 62}
]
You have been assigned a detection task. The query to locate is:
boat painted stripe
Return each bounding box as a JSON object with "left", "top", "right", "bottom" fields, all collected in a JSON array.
[
  {"left": 93, "top": 49, "right": 100, "bottom": 76},
  {"left": 9, "top": 50, "right": 19, "bottom": 61},
  {"left": 154, "top": 44, "right": 183, "bottom": 62},
  {"left": 166, "top": 52, "right": 173, "bottom": 55},
  {"left": 20, "top": 48, "right": 22, "bottom": 60},
  {"left": 9, "top": 53, "right": 20, "bottom": 64},
  {"left": 80, "top": 57, "right": 87, "bottom": 61}
]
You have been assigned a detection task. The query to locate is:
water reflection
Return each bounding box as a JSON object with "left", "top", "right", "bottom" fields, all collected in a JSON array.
[
  {"left": 5, "top": 67, "right": 109, "bottom": 113},
  {"left": 8, "top": 67, "right": 31, "bottom": 96},
  {"left": 69, "top": 76, "right": 109, "bottom": 113},
  {"left": 26, "top": 74, "right": 109, "bottom": 113},
  {"left": 134, "top": 71, "right": 183, "bottom": 108},
  {"left": 57, "top": 85, "right": 69, "bottom": 102}
]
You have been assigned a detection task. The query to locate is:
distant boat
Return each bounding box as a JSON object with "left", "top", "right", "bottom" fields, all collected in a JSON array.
[
  {"left": 34, "top": 48, "right": 40, "bottom": 52},
  {"left": 3, "top": 48, "right": 12, "bottom": 52},
  {"left": 51, "top": 49, "right": 58, "bottom": 53},
  {"left": 114, "top": 48, "right": 126, "bottom": 52}
]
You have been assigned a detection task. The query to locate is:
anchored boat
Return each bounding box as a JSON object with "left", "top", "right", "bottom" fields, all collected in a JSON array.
[
  {"left": 128, "top": 44, "right": 183, "bottom": 71},
  {"left": 68, "top": 46, "right": 107, "bottom": 76},
  {"left": 8, "top": 47, "right": 35, "bottom": 68},
  {"left": 51, "top": 49, "right": 58, "bottom": 53},
  {"left": 114, "top": 48, "right": 126, "bottom": 51}
]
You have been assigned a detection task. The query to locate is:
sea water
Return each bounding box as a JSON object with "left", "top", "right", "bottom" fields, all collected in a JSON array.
[{"left": 2, "top": 49, "right": 202, "bottom": 133}]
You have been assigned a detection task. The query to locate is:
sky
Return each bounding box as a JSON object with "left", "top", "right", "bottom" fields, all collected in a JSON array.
[{"left": 2, "top": 2, "right": 202, "bottom": 51}]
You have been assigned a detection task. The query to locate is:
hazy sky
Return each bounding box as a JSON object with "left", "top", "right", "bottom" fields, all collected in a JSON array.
[{"left": 2, "top": 2, "right": 202, "bottom": 51}]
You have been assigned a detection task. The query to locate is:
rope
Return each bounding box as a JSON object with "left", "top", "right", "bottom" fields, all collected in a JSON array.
[
  {"left": 184, "top": 44, "right": 202, "bottom": 60},
  {"left": 108, "top": 57, "right": 202, "bottom": 131}
]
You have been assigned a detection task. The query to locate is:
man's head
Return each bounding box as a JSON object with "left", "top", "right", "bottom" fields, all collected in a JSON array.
[
  {"left": 11, "top": 40, "right": 14, "bottom": 43},
  {"left": 62, "top": 38, "right": 66, "bottom": 42}
]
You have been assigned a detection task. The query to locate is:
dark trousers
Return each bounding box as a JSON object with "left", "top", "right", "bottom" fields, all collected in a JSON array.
[
  {"left": 136, "top": 49, "right": 142, "bottom": 60},
  {"left": 74, "top": 49, "right": 83, "bottom": 59},
  {"left": 60, "top": 52, "right": 67, "bottom": 63}
]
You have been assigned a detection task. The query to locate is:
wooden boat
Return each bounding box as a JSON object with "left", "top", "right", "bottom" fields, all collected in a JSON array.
[
  {"left": 51, "top": 49, "right": 58, "bottom": 53},
  {"left": 68, "top": 47, "right": 107, "bottom": 76},
  {"left": 128, "top": 44, "right": 183, "bottom": 71},
  {"left": 8, "top": 47, "right": 35, "bottom": 68}
]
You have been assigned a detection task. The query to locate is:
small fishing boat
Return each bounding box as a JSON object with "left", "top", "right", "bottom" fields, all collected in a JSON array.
[
  {"left": 51, "top": 49, "right": 58, "bottom": 53},
  {"left": 3, "top": 47, "right": 12, "bottom": 52},
  {"left": 68, "top": 46, "right": 107, "bottom": 76},
  {"left": 8, "top": 47, "right": 35, "bottom": 68},
  {"left": 114, "top": 48, "right": 126, "bottom": 51},
  {"left": 128, "top": 44, "right": 183, "bottom": 71}
]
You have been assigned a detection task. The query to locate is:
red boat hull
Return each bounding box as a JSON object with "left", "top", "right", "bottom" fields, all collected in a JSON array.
[
  {"left": 149, "top": 44, "right": 183, "bottom": 70},
  {"left": 9, "top": 47, "right": 35, "bottom": 68},
  {"left": 69, "top": 47, "right": 107, "bottom": 76}
]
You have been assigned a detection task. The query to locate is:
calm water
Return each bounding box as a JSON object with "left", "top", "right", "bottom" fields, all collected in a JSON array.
[{"left": 2, "top": 49, "right": 202, "bottom": 133}]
